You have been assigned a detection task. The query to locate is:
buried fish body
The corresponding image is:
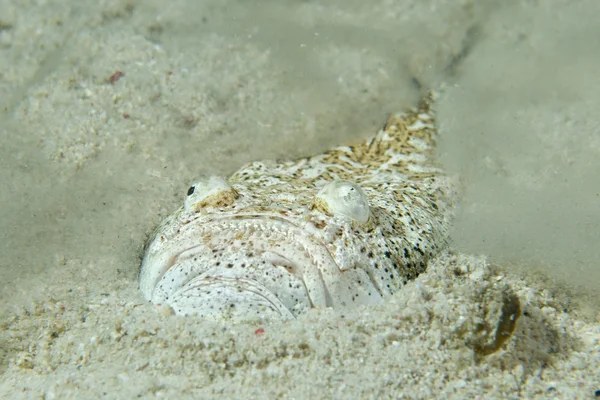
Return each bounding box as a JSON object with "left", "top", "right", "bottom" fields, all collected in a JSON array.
[{"left": 139, "top": 92, "right": 456, "bottom": 320}]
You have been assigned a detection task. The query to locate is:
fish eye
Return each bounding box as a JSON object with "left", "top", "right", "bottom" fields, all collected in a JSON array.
[
  {"left": 184, "top": 176, "right": 238, "bottom": 212},
  {"left": 314, "top": 180, "right": 371, "bottom": 224}
]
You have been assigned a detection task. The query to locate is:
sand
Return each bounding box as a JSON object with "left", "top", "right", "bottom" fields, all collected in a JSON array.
[{"left": 0, "top": 0, "right": 598, "bottom": 398}]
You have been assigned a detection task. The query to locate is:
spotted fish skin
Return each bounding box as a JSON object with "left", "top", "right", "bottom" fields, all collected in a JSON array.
[{"left": 139, "top": 92, "right": 455, "bottom": 320}]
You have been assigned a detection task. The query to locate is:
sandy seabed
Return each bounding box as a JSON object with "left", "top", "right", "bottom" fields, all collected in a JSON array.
[{"left": 0, "top": 0, "right": 598, "bottom": 398}]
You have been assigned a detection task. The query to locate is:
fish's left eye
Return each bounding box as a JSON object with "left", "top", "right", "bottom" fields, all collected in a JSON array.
[
  {"left": 187, "top": 186, "right": 195, "bottom": 196},
  {"left": 313, "top": 180, "right": 371, "bottom": 224}
]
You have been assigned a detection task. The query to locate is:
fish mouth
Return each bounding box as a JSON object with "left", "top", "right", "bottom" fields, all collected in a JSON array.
[{"left": 140, "top": 214, "right": 346, "bottom": 320}]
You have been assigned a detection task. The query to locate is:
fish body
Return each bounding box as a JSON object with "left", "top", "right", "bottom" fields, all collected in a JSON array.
[{"left": 139, "top": 93, "right": 455, "bottom": 320}]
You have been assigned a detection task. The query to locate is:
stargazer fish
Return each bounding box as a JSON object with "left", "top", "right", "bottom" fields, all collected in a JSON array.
[{"left": 139, "top": 92, "right": 455, "bottom": 320}]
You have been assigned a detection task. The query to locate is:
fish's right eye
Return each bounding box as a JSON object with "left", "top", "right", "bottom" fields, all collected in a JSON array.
[{"left": 184, "top": 176, "right": 238, "bottom": 212}]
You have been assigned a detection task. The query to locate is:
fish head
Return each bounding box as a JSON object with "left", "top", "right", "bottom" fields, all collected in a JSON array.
[{"left": 138, "top": 160, "right": 423, "bottom": 320}]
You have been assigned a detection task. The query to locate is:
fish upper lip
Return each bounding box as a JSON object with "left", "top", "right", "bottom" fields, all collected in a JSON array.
[
  {"left": 167, "top": 212, "right": 342, "bottom": 308},
  {"left": 182, "top": 212, "right": 330, "bottom": 249}
]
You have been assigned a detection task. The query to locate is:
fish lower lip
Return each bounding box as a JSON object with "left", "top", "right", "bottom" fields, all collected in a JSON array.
[
  {"left": 168, "top": 275, "right": 297, "bottom": 320},
  {"left": 142, "top": 215, "right": 342, "bottom": 319}
]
